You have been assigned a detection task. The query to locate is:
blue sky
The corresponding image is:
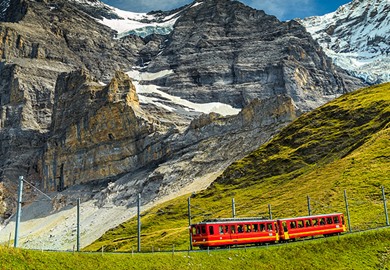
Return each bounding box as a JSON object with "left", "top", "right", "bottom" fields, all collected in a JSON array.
[{"left": 101, "top": 0, "right": 352, "bottom": 21}]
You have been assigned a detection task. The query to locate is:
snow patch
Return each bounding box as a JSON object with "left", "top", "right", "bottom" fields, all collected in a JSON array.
[
  {"left": 127, "top": 70, "right": 241, "bottom": 116},
  {"left": 191, "top": 2, "right": 204, "bottom": 8},
  {"left": 96, "top": 6, "right": 179, "bottom": 38}
]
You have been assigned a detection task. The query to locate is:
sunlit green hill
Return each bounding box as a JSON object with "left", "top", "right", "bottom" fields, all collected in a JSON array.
[{"left": 86, "top": 83, "right": 390, "bottom": 252}]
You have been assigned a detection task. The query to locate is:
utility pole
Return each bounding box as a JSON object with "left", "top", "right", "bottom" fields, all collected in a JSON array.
[
  {"left": 344, "top": 190, "right": 352, "bottom": 232},
  {"left": 137, "top": 193, "right": 141, "bottom": 252},
  {"left": 77, "top": 198, "right": 81, "bottom": 252},
  {"left": 188, "top": 196, "right": 192, "bottom": 250},
  {"left": 14, "top": 176, "right": 23, "bottom": 248},
  {"left": 382, "top": 186, "right": 389, "bottom": 226},
  {"left": 268, "top": 204, "right": 272, "bottom": 219},
  {"left": 232, "top": 198, "right": 236, "bottom": 218}
]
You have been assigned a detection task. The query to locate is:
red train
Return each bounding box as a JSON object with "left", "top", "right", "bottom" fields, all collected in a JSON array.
[{"left": 190, "top": 213, "right": 346, "bottom": 249}]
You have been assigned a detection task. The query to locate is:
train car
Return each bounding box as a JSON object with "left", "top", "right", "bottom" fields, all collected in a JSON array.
[
  {"left": 277, "top": 213, "right": 346, "bottom": 241},
  {"left": 190, "top": 218, "right": 279, "bottom": 249}
]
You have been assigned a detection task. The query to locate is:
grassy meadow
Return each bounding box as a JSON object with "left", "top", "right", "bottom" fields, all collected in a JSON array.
[{"left": 2, "top": 228, "right": 390, "bottom": 269}]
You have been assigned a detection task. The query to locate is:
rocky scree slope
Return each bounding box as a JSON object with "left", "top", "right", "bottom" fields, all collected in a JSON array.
[
  {"left": 0, "top": 0, "right": 363, "bottom": 248},
  {"left": 300, "top": 0, "right": 390, "bottom": 84}
]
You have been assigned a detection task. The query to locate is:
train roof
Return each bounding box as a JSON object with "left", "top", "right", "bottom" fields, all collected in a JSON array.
[
  {"left": 191, "top": 213, "right": 344, "bottom": 225},
  {"left": 192, "top": 217, "right": 272, "bottom": 225},
  {"left": 277, "top": 213, "right": 344, "bottom": 221}
]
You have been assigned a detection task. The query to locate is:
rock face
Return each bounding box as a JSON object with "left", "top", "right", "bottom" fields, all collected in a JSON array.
[
  {"left": 41, "top": 68, "right": 297, "bottom": 195},
  {"left": 299, "top": 0, "right": 390, "bottom": 84},
  {"left": 144, "top": 0, "right": 363, "bottom": 110},
  {"left": 42, "top": 70, "right": 153, "bottom": 191},
  {"left": 0, "top": 0, "right": 364, "bottom": 243}
]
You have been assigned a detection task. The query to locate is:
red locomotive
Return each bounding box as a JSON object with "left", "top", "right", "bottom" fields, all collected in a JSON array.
[{"left": 190, "top": 213, "right": 346, "bottom": 249}]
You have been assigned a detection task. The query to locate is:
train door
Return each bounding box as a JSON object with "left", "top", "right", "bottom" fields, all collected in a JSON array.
[
  {"left": 341, "top": 214, "right": 347, "bottom": 231},
  {"left": 282, "top": 221, "right": 290, "bottom": 240},
  {"left": 274, "top": 222, "right": 279, "bottom": 241},
  {"left": 230, "top": 224, "right": 239, "bottom": 242}
]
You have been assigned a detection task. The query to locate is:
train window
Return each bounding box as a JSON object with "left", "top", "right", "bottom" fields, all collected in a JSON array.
[
  {"left": 297, "top": 220, "right": 304, "bottom": 228},
  {"left": 253, "top": 224, "right": 259, "bottom": 232},
  {"left": 260, "top": 224, "right": 266, "bottom": 232},
  {"left": 225, "top": 225, "right": 229, "bottom": 233},
  {"left": 201, "top": 226, "right": 206, "bottom": 234},
  {"left": 274, "top": 222, "right": 278, "bottom": 233},
  {"left": 327, "top": 217, "right": 333, "bottom": 224},
  {"left": 238, "top": 225, "right": 244, "bottom": 233},
  {"left": 197, "top": 226, "right": 201, "bottom": 234},
  {"left": 290, "top": 221, "right": 297, "bottom": 229},
  {"left": 219, "top": 226, "right": 224, "bottom": 234},
  {"left": 320, "top": 218, "right": 325, "bottom": 225},
  {"left": 231, "top": 225, "right": 236, "bottom": 234},
  {"left": 312, "top": 219, "right": 318, "bottom": 226},
  {"left": 267, "top": 223, "right": 273, "bottom": 231},
  {"left": 334, "top": 216, "right": 340, "bottom": 224},
  {"left": 342, "top": 216, "right": 345, "bottom": 225},
  {"left": 246, "top": 224, "right": 252, "bottom": 233},
  {"left": 192, "top": 227, "right": 197, "bottom": 235},
  {"left": 305, "top": 220, "right": 311, "bottom": 227},
  {"left": 209, "top": 226, "right": 214, "bottom": 235}
]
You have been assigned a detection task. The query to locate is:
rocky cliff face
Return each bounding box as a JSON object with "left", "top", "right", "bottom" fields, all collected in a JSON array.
[
  {"left": 143, "top": 0, "right": 363, "bottom": 111},
  {"left": 42, "top": 70, "right": 155, "bottom": 191},
  {"left": 0, "top": 0, "right": 364, "bottom": 245},
  {"left": 300, "top": 0, "right": 390, "bottom": 84}
]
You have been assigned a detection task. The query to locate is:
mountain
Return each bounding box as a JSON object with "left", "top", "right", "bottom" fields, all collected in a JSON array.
[
  {"left": 299, "top": 0, "right": 390, "bottom": 84},
  {"left": 0, "top": 0, "right": 363, "bottom": 249}
]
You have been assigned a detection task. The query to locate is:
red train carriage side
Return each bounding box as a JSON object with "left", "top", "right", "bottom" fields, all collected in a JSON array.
[
  {"left": 277, "top": 213, "right": 346, "bottom": 241},
  {"left": 190, "top": 218, "right": 279, "bottom": 249}
]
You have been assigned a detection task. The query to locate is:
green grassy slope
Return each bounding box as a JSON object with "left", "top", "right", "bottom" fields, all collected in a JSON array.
[
  {"left": 2, "top": 229, "right": 390, "bottom": 269},
  {"left": 86, "top": 83, "right": 390, "bottom": 252}
]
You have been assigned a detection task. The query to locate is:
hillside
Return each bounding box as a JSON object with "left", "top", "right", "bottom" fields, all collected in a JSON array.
[{"left": 86, "top": 83, "right": 390, "bottom": 252}]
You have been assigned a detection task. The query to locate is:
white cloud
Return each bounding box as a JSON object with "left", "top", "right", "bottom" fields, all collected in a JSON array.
[{"left": 246, "top": 0, "right": 316, "bottom": 20}]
